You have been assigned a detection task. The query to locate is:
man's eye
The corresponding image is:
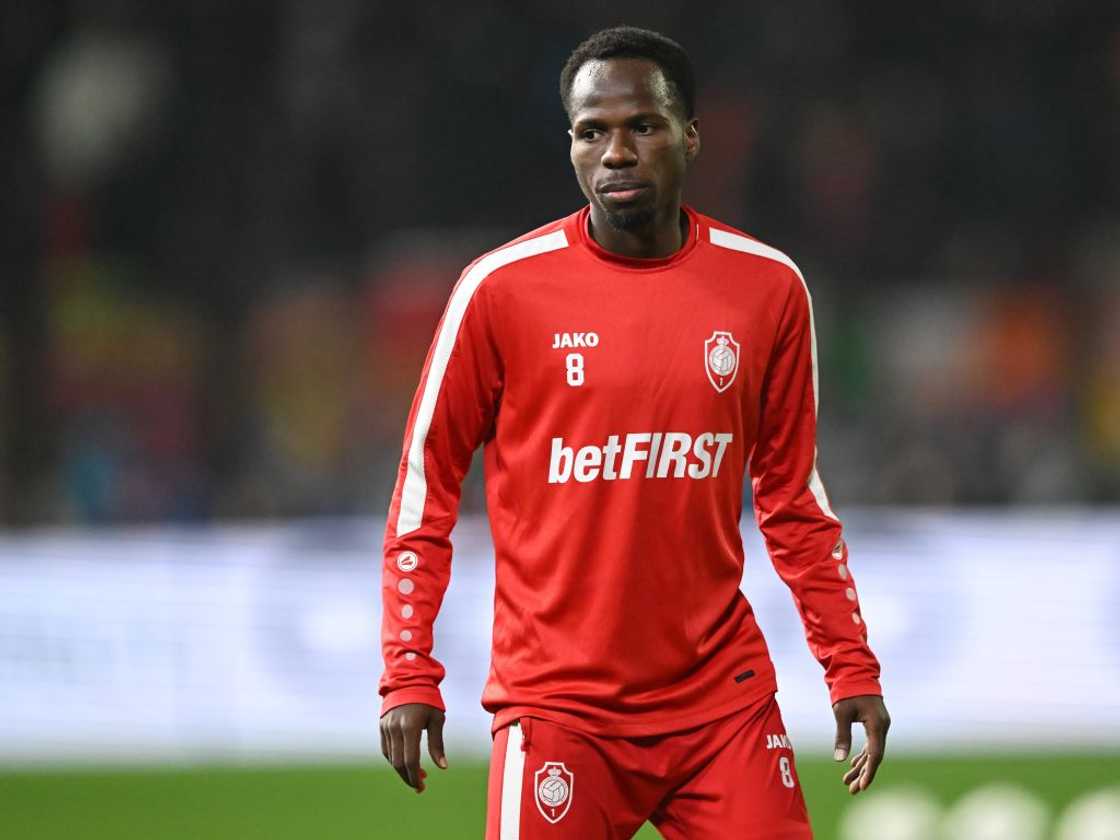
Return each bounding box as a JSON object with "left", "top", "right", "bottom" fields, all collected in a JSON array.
[
  {"left": 634, "top": 124, "right": 654, "bottom": 134},
  {"left": 580, "top": 130, "right": 601, "bottom": 141}
]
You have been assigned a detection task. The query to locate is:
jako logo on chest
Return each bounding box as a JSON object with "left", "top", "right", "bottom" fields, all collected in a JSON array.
[{"left": 551, "top": 331, "right": 599, "bottom": 349}]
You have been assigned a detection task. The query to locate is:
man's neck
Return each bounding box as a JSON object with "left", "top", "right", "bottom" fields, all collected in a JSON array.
[{"left": 588, "top": 202, "right": 687, "bottom": 259}]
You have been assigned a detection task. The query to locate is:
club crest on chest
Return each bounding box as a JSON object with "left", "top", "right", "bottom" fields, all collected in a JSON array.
[{"left": 704, "top": 330, "right": 740, "bottom": 393}]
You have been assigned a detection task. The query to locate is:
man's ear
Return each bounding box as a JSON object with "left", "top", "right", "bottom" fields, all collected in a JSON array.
[{"left": 685, "top": 118, "right": 700, "bottom": 162}]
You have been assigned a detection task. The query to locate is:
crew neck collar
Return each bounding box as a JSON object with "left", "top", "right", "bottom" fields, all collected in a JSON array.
[{"left": 569, "top": 204, "right": 703, "bottom": 271}]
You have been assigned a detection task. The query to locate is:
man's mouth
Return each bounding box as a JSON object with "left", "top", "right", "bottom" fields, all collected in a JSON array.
[{"left": 599, "top": 182, "right": 653, "bottom": 203}]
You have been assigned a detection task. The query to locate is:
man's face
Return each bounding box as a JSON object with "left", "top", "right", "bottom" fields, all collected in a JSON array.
[{"left": 568, "top": 58, "right": 699, "bottom": 231}]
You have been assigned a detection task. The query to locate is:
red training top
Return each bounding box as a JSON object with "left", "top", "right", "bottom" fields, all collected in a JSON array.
[{"left": 379, "top": 204, "right": 882, "bottom": 737}]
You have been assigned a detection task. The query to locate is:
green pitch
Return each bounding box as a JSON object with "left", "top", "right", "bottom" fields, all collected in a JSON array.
[{"left": 1, "top": 754, "right": 1116, "bottom": 839}]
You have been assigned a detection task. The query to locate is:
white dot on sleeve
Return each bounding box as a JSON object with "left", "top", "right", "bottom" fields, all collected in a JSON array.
[
  {"left": 845, "top": 587, "right": 857, "bottom": 601},
  {"left": 837, "top": 565, "right": 848, "bottom": 580},
  {"left": 400, "top": 630, "right": 413, "bottom": 641},
  {"left": 401, "top": 604, "right": 414, "bottom": 619},
  {"left": 852, "top": 612, "right": 862, "bottom": 625},
  {"left": 405, "top": 652, "right": 417, "bottom": 661},
  {"left": 397, "top": 578, "right": 415, "bottom": 595}
]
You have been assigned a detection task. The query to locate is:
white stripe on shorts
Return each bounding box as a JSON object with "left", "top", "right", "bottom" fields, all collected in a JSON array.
[{"left": 500, "top": 722, "right": 525, "bottom": 839}]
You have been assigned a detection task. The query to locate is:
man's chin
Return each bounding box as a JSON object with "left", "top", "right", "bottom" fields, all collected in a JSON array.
[{"left": 603, "top": 205, "right": 656, "bottom": 232}]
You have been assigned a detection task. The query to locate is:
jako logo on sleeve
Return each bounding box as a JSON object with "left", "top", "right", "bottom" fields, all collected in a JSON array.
[{"left": 549, "top": 432, "right": 733, "bottom": 484}]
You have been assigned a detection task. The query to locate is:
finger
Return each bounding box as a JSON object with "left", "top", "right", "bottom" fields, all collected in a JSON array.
[
  {"left": 392, "top": 725, "right": 414, "bottom": 792},
  {"left": 389, "top": 724, "right": 412, "bottom": 789},
  {"left": 842, "top": 752, "right": 867, "bottom": 782},
  {"left": 843, "top": 753, "right": 868, "bottom": 785},
  {"left": 404, "top": 722, "right": 423, "bottom": 792},
  {"left": 859, "top": 743, "right": 885, "bottom": 791},
  {"left": 850, "top": 746, "right": 868, "bottom": 767},
  {"left": 843, "top": 762, "right": 866, "bottom": 785},
  {"left": 427, "top": 712, "right": 448, "bottom": 769},
  {"left": 380, "top": 723, "right": 389, "bottom": 762},
  {"left": 858, "top": 723, "right": 888, "bottom": 791},
  {"left": 833, "top": 707, "right": 853, "bottom": 761},
  {"left": 848, "top": 755, "right": 867, "bottom": 792}
]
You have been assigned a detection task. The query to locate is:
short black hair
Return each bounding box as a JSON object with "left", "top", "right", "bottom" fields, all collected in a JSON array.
[{"left": 559, "top": 26, "right": 695, "bottom": 122}]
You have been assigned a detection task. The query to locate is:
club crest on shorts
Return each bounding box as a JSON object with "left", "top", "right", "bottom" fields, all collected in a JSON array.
[
  {"left": 534, "top": 761, "right": 574, "bottom": 824},
  {"left": 704, "top": 330, "right": 740, "bottom": 393}
]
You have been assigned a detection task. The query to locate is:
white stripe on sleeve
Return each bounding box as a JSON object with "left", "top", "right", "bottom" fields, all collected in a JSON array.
[
  {"left": 396, "top": 230, "right": 569, "bottom": 536},
  {"left": 708, "top": 227, "right": 837, "bottom": 520}
]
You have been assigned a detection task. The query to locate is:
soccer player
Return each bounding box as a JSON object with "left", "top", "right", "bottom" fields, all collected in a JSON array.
[{"left": 378, "top": 25, "right": 890, "bottom": 838}]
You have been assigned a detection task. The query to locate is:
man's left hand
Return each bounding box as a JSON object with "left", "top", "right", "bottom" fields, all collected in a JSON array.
[{"left": 832, "top": 694, "right": 890, "bottom": 795}]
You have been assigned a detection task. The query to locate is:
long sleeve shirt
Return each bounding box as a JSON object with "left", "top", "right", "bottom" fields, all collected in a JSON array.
[{"left": 378, "top": 203, "right": 882, "bottom": 736}]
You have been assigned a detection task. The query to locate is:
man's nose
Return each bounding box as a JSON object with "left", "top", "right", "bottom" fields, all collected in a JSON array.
[{"left": 601, "top": 130, "right": 638, "bottom": 168}]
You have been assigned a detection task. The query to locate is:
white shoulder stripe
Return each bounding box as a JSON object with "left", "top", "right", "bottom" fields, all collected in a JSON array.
[
  {"left": 709, "top": 227, "right": 805, "bottom": 281},
  {"left": 708, "top": 227, "right": 837, "bottom": 520},
  {"left": 396, "top": 229, "right": 569, "bottom": 536}
]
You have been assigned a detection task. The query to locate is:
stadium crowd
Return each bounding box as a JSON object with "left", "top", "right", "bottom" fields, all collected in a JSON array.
[{"left": 2, "top": 1, "right": 1117, "bottom": 523}]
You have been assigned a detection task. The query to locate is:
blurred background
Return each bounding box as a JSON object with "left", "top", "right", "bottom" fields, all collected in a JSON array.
[{"left": 1, "top": 2, "right": 1118, "bottom": 839}]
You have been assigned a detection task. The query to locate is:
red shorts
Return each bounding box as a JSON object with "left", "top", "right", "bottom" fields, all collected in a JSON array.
[{"left": 484, "top": 693, "right": 812, "bottom": 839}]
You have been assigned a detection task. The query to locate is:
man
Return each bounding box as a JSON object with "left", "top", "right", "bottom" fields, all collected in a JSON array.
[{"left": 379, "top": 26, "right": 889, "bottom": 838}]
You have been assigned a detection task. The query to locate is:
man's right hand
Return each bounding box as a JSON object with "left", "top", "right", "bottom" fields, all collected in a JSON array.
[{"left": 379, "top": 703, "right": 448, "bottom": 793}]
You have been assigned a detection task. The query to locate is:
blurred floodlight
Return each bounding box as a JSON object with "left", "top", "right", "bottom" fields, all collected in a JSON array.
[
  {"left": 1055, "top": 787, "right": 1120, "bottom": 840},
  {"left": 940, "top": 784, "right": 1049, "bottom": 840},
  {"left": 34, "top": 32, "right": 171, "bottom": 188},
  {"left": 839, "top": 786, "right": 941, "bottom": 840}
]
